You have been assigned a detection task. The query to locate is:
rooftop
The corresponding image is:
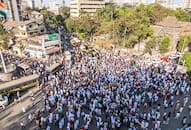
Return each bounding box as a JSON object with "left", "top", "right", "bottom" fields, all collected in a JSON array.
[
  {"left": 30, "top": 11, "right": 42, "bottom": 15},
  {"left": 0, "top": 74, "right": 39, "bottom": 91},
  {"left": 157, "top": 16, "right": 181, "bottom": 28},
  {"left": 28, "top": 36, "right": 43, "bottom": 41},
  {"left": 155, "top": 16, "right": 191, "bottom": 32},
  {"left": 3, "top": 20, "right": 43, "bottom": 28}
]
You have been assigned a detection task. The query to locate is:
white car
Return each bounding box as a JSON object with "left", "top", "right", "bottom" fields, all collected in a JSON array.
[{"left": 0, "top": 98, "right": 8, "bottom": 107}]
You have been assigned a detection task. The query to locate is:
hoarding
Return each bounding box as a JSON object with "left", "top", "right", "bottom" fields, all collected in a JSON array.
[{"left": 48, "top": 34, "right": 58, "bottom": 41}]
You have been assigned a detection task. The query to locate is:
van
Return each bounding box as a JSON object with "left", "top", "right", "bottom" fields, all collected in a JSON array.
[
  {"left": 18, "top": 63, "right": 31, "bottom": 74},
  {"left": 0, "top": 96, "right": 8, "bottom": 107}
]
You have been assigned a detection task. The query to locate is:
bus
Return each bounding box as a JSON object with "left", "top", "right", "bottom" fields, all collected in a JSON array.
[
  {"left": 18, "top": 63, "right": 31, "bottom": 75},
  {"left": 0, "top": 74, "right": 39, "bottom": 95},
  {"left": 47, "top": 63, "right": 61, "bottom": 74}
]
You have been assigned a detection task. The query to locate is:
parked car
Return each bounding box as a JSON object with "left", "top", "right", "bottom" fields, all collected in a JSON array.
[{"left": 0, "top": 97, "right": 8, "bottom": 107}]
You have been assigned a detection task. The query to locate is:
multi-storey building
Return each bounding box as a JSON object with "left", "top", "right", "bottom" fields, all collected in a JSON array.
[
  {"left": 21, "top": 0, "right": 65, "bottom": 15},
  {"left": 24, "top": 34, "right": 61, "bottom": 57},
  {"left": 183, "top": 0, "right": 191, "bottom": 8},
  {"left": 1, "top": 0, "right": 21, "bottom": 21},
  {"left": 70, "top": 0, "right": 105, "bottom": 17},
  {"left": 117, "top": 0, "right": 185, "bottom": 9},
  {"left": 3, "top": 20, "right": 61, "bottom": 57},
  {"left": 20, "top": 0, "right": 35, "bottom": 11},
  {"left": 3, "top": 20, "right": 46, "bottom": 37}
]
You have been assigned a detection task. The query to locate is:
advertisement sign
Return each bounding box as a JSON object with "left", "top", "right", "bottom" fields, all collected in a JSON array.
[
  {"left": 48, "top": 34, "right": 58, "bottom": 41},
  {"left": 44, "top": 34, "right": 60, "bottom": 47}
]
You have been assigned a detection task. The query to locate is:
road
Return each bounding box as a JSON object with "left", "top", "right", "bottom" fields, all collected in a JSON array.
[
  {"left": 0, "top": 87, "right": 42, "bottom": 130},
  {"left": 1, "top": 88, "right": 190, "bottom": 130},
  {"left": 0, "top": 50, "right": 191, "bottom": 130}
]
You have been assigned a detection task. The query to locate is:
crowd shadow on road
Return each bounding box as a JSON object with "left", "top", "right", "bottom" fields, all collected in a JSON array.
[
  {"left": 0, "top": 111, "right": 12, "bottom": 120},
  {"left": 4, "top": 122, "right": 20, "bottom": 130}
]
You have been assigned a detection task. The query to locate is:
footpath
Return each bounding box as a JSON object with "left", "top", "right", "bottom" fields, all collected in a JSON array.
[{"left": 0, "top": 86, "right": 41, "bottom": 130}]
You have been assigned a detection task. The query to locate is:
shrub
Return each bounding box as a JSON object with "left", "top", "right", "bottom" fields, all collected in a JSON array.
[
  {"left": 182, "top": 52, "right": 191, "bottom": 77},
  {"left": 159, "top": 36, "right": 170, "bottom": 54},
  {"left": 144, "top": 36, "right": 157, "bottom": 55},
  {"left": 177, "top": 35, "right": 191, "bottom": 52}
]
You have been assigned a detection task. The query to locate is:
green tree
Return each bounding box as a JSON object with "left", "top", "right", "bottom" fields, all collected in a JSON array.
[
  {"left": 77, "top": 15, "right": 99, "bottom": 38},
  {"left": 0, "top": 24, "right": 7, "bottom": 35},
  {"left": 159, "top": 36, "right": 170, "bottom": 54},
  {"left": 79, "top": 9, "right": 89, "bottom": 17},
  {"left": 126, "top": 35, "right": 138, "bottom": 48},
  {"left": 1, "top": 39, "right": 8, "bottom": 50},
  {"left": 148, "top": 4, "right": 173, "bottom": 24},
  {"left": 174, "top": 9, "right": 191, "bottom": 22},
  {"left": 96, "top": 2, "right": 118, "bottom": 21},
  {"left": 144, "top": 36, "right": 157, "bottom": 54},
  {"left": 63, "top": 3, "right": 191, "bottom": 49},
  {"left": 0, "top": 24, "right": 9, "bottom": 50},
  {"left": 53, "top": 15, "right": 63, "bottom": 26},
  {"left": 40, "top": 9, "right": 56, "bottom": 30},
  {"left": 177, "top": 36, "right": 191, "bottom": 52},
  {"left": 59, "top": 6, "right": 70, "bottom": 19},
  {"left": 182, "top": 52, "right": 191, "bottom": 76},
  {"left": 40, "top": 9, "right": 54, "bottom": 20},
  {"left": 64, "top": 18, "right": 78, "bottom": 33}
]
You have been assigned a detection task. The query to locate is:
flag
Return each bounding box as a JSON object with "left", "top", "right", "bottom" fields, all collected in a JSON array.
[
  {"left": 0, "top": 2, "right": 7, "bottom": 10},
  {"left": 0, "top": 9, "right": 6, "bottom": 17},
  {"left": 0, "top": 2, "right": 7, "bottom": 18}
]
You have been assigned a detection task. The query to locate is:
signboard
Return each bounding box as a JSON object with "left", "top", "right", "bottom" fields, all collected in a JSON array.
[
  {"left": 44, "top": 34, "right": 60, "bottom": 47},
  {"left": 48, "top": 34, "right": 58, "bottom": 41}
]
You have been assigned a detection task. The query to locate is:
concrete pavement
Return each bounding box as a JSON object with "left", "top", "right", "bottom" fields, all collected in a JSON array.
[{"left": 0, "top": 87, "right": 41, "bottom": 130}]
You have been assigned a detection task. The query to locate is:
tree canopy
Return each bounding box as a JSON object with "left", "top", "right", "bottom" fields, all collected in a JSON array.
[
  {"left": 182, "top": 52, "right": 191, "bottom": 76},
  {"left": 59, "top": 6, "right": 70, "bottom": 19},
  {"left": 159, "top": 36, "right": 170, "bottom": 54},
  {"left": 144, "top": 36, "right": 157, "bottom": 55},
  {"left": 177, "top": 35, "right": 191, "bottom": 52},
  {"left": 64, "top": 3, "right": 191, "bottom": 47},
  {"left": 0, "top": 24, "right": 7, "bottom": 35},
  {"left": 0, "top": 24, "right": 9, "bottom": 49}
]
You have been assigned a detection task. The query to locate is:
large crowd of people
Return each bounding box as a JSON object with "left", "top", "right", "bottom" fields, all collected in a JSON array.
[{"left": 27, "top": 49, "right": 190, "bottom": 130}]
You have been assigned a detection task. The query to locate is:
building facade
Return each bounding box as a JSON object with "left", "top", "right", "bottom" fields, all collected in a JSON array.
[
  {"left": 3, "top": 20, "right": 46, "bottom": 38},
  {"left": 27, "top": 11, "right": 43, "bottom": 21},
  {"left": 21, "top": 0, "right": 65, "bottom": 15},
  {"left": 70, "top": 0, "right": 105, "bottom": 17},
  {"left": 25, "top": 34, "right": 61, "bottom": 57},
  {"left": 48, "top": 0, "right": 65, "bottom": 14},
  {"left": 116, "top": 0, "right": 185, "bottom": 9},
  {"left": 183, "top": 0, "right": 191, "bottom": 8},
  {"left": 1, "top": 0, "right": 21, "bottom": 21}
]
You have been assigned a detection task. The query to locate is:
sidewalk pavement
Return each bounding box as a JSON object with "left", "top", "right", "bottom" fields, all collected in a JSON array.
[
  {"left": 0, "top": 86, "right": 41, "bottom": 129},
  {"left": 0, "top": 86, "right": 40, "bottom": 113}
]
